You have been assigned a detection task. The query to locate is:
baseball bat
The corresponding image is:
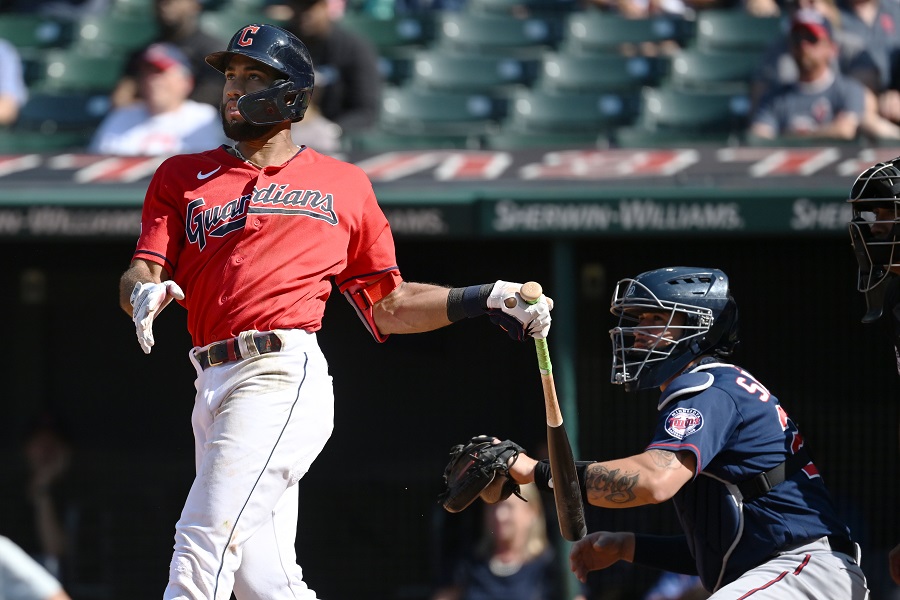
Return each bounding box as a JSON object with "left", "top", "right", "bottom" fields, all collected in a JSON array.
[{"left": 515, "top": 281, "right": 587, "bottom": 542}]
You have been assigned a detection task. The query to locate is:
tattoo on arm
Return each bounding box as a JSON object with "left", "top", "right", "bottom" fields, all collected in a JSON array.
[
  {"left": 585, "top": 465, "right": 639, "bottom": 504},
  {"left": 648, "top": 449, "right": 678, "bottom": 469}
]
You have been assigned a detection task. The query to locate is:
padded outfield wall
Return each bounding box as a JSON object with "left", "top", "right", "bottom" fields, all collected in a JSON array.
[{"left": 0, "top": 145, "right": 897, "bottom": 599}]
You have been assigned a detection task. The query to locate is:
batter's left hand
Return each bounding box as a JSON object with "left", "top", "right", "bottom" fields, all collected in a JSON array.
[
  {"left": 486, "top": 280, "right": 553, "bottom": 341},
  {"left": 130, "top": 280, "right": 185, "bottom": 354}
]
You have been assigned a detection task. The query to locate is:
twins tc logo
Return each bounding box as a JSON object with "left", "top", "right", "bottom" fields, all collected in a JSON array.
[
  {"left": 237, "top": 25, "right": 260, "bottom": 47},
  {"left": 665, "top": 407, "right": 703, "bottom": 440}
]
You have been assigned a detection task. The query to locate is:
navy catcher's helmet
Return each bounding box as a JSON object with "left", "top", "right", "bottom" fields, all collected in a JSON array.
[
  {"left": 206, "top": 23, "right": 314, "bottom": 125},
  {"left": 848, "top": 156, "right": 900, "bottom": 322},
  {"left": 609, "top": 267, "right": 739, "bottom": 391}
]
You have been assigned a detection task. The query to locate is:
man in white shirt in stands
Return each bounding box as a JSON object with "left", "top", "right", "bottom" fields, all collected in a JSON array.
[{"left": 89, "top": 42, "right": 226, "bottom": 156}]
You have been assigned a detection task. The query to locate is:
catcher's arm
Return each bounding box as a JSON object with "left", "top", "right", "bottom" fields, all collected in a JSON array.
[{"left": 509, "top": 450, "right": 694, "bottom": 507}]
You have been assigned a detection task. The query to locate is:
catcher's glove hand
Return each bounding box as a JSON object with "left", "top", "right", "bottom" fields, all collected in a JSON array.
[{"left": 438, "top": 435, "right": 526, "bottom": 513}]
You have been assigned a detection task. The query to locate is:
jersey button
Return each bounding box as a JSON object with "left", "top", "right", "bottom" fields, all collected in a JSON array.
[
  {"left": 221, "top": 295, "right": 228, "bottom": 303},
  {"left": 235, "top": 256, "right": 243, "bottom": 264}
]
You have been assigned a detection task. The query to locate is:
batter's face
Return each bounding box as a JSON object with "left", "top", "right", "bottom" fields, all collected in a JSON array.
[
  {"left": 632, "top": 310, "right": 686, "bottom": 350},
  {"left": 220, "top": 55, "right": 283, "bottom": 141}
]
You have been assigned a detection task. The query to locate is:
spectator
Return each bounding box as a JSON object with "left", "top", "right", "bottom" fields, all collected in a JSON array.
[
  {"left": 281, "top": 0, "right": 382, "bottom": 134},
  {"left": 430, "top": 483, "right": 562, "bottom": 600},
  {"left": 838, "top": 0, "right": 900, "bottom": 93},
  {"left": 751, "top": 0, "right": 842, "bottom": 107},
  {"left": 0, "top": 536, "right": 71, "bottom": 600},
  {"left": 89, "top": 43, "right": 226, "bottom": 156},
  {"left": 20, "top": 414, "right": 73, "bottom": 581},
  {"left": 0, "top": 39, "right": 27, "bottom": 127},
  {"left": 110, "top": 0, "right": 227, "bottom": 108},
  {"left": 749, "top": 9, "right": 866, "bottom": 141}
]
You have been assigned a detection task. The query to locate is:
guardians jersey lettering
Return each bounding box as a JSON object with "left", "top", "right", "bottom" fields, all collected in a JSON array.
[{"left": 185, "top": 184, "right": 338, "bottom": 251}]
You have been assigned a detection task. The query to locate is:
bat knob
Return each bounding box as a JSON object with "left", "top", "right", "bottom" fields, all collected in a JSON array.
[
  {"left": 504, "top": 297, "right": 517, "bottom": 309},
  {"left": 520, "top": 281, "right": 543, "bottom": 304}
]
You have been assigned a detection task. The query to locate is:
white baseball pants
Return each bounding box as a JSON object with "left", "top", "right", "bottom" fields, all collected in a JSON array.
[{"left": 164, "top": 329, "right": 334, "bottom": 600}]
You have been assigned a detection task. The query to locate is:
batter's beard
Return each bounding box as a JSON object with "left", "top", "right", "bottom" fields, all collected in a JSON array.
[{"left": 220, "top": 105, "right": 280, "bottom": 141}]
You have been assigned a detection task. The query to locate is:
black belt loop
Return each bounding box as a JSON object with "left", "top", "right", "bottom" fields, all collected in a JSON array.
[{"left": 196, "top": 332, "right": 283, "bottom": 370}]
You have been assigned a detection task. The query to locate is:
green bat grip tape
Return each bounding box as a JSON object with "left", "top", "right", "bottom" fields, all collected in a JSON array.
[{"left": 535, "top": 338, "right": 552, "bottom": 374}]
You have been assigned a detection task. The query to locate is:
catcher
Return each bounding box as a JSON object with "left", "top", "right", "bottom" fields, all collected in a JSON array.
[{"left": 440, "top": 267, "right": 869, "bottom": 599}]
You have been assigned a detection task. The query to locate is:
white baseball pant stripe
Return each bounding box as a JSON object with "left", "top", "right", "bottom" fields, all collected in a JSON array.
[
  {"left": 712, "top": 537, "right": 869, "bottom": 599},
  {"left": 164, "top": 329, "right": 334, "bottom": 600}
]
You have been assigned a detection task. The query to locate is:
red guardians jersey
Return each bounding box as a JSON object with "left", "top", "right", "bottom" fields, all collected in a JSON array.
[{"left": 133, "top": 145, "right": 400, "bottom": 347}]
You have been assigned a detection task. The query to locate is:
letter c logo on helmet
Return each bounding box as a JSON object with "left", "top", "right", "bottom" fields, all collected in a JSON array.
[{"left": 238, "top": 25, "right": 260, "bottom": 47}]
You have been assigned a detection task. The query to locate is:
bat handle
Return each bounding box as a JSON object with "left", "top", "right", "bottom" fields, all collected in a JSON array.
[{"left": 519, "top": 281, "right": 552, "bottom": 373}]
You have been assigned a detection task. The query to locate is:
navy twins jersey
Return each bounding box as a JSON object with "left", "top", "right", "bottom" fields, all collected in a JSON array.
[{"left": 647, "top": 360, "right": 850, "bottom": 591}]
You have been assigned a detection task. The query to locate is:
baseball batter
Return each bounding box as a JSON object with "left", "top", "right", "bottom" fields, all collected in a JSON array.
[
  {"left": 116, "top": 24, "right": 553, "bottom": 600},
  {"left": 505, "top": 267, "right": 869, "bottom": 599},
  {"left": 848, "top": 157, "right": 900, "bottom": 586}
]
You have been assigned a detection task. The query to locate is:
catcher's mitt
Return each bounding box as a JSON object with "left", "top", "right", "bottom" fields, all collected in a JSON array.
[{"left": 438, "top": 435, "right": 526, "bottom": 513}]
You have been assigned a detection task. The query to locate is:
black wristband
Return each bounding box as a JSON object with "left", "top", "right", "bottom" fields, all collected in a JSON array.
[
  {"left": 534, "top": 459, "right": 592, "bottom": 507},
  {"left": 534, "top": 459, "right": 553, "bottom": 492},
  {"left": 447, "top": 283, "right": 493, "bottom": 322}
]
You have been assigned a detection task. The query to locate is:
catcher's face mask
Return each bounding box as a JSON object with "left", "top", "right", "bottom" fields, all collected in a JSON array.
[{"left": 609, "top": 278, "right": 713, "bottom": 391}]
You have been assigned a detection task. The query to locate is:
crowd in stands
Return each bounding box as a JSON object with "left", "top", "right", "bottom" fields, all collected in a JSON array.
[{"left": 2, "top": 0, "right": 900, "bottom": 153}]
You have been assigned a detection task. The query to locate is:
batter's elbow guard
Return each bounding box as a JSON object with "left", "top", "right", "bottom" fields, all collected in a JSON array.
[{"left": 342, "top": 271, "right": 403, "bottom": 343}]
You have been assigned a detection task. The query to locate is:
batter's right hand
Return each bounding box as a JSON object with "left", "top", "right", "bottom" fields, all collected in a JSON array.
[
  {"left": 486, "top": 280, "right": 553, "bottom": 341},
  {"left": 130, "top": 280, "right": 184, "bottom": 354}
]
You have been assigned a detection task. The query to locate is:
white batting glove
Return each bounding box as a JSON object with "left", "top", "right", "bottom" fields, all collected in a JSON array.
[
  {"left": 130, "top": 280, "right": 185, "bottom": 354},
  {"left": 486, "top": 280, "right": 554, "bottom": 340}
]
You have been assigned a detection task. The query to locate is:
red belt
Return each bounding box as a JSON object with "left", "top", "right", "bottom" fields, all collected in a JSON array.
[{"left": 195, "top": 332, "right": 282, "bottom": 370}]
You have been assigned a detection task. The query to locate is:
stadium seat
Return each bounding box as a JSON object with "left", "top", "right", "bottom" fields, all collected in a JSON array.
[
  {"left": 72, "top": 14, "right": 160, "bottom": 54},
  {"left": 433, "top": 12, "right": 561, "bottom": 55},
  {"left": 16, "top": 91, "right": 112, "bottom": 135},
  {"left": 0, "top": 129, "right": 91, "bottom": 153},
  {"left": 614, "top": 85, "right": 750, "bottom": 146},
  {"left": 199, "top": 10, "right": 287, "bottom": 40},
  {"left": 0, "top": 14, "right": 71, "bottom": 49},
  {"left": 535, "top": 52, "right": 665, "bottom": 92},
  {"left": 338, "top": 12, "right": 436, "bottom": 85},
  {"left": 110, "top": 0, "right": 155, "bottom": 19},
  {"left": 561, "top": 11, "right": 688, "bottom": 54},
  {"left": 409, "top": 50, "right": 537, "bottom": 92},
  {"left": 339, "top": 12, "right": 435, "bottom": 50},
  {"left": 378, "top": 85, "right": 507, "bottom": 135},
  {"left": 466, "top": 0, "right": 578, "bottom": 17},
  {"left": 693, "top": 10, "right": 783, "bottom": 53},
  {"left": 342, "top": 129, "right": 479, "bottom": 151},
  {"left": 482, "top": 128, "right": 602, "bottom": 149},
  {"left": 666, "top": 48, "right": 763, "bottom": 91},
  {"left": 30, "top": 50, "right": 127, "bottom": 94},
  {"left": 501, "top": 87, "right": 639, "bottom": 136}
]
